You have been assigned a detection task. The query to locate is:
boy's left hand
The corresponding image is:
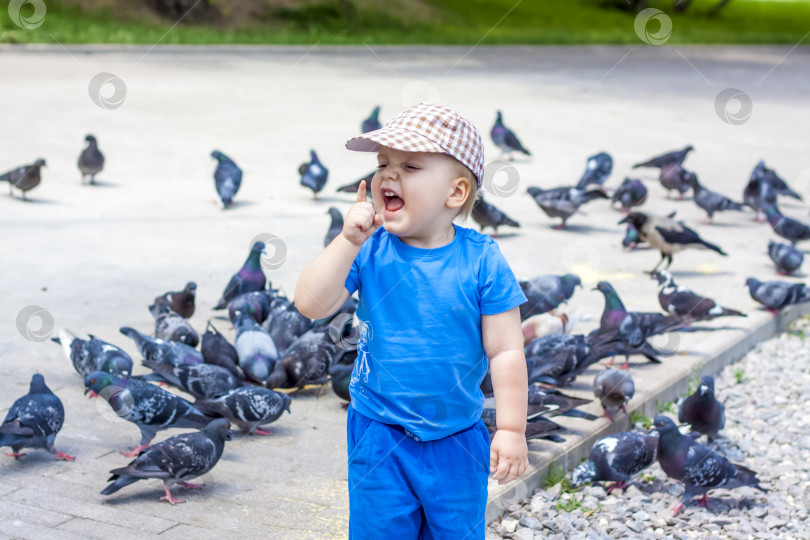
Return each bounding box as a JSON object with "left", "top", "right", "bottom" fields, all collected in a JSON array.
[{"left": 490, "top": 428, "right": 529, "bottom": 485}]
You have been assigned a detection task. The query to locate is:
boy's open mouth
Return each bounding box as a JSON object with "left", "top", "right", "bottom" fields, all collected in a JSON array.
[{"left": 383, "top": 189, "right": 404, "bottom": 212}]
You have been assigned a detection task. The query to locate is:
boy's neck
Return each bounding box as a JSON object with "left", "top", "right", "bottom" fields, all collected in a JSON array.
[{"left": 397, "top": 223, "right": 457, "bottom": 250}]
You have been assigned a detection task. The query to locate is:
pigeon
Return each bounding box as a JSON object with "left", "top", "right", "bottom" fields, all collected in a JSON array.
[
  {"left": 120, "top": 326, "right": 203, "bottom": 367},
  {"left": 336, "top": 171, "right": 374, "bottom": 193},
  {"left": 299, "top": 149, "right": 329, "bottom": 198},
  {"left": 682, "top": 172, "right": 745, "bottom": 223},
  {"left": 526, "top": 186, "right": 609, "bottom": 229},
  {"left": 618, "top": 212, "right": 727, "bottom": 273},
  {"left": 611, "top": 178, "right": 647, "bottom": 213},
  {"left": 330, "top": 362, "right": 353, "bottom": 406},
  {"left": 227, "top": 290, "right": 276, "bottom": 325},
  {"left": 481, "top": 407, "right": 564, "bottom": 443},
  {"left": 491, "top": 111, "right": 531, "bottom": 160},
  {"left": 267, "top": 328, "right": 337, "bottom": 389},
  {"left": 593, "top": 368, "right": 635, "bottom": 421},
  {"left": 655, "top": 271, "right": 744, "bottom": 322},
  {"left": 471, "top": 195, "right": 520, "bottom": 236},
  {"left": 743, "top": 177, "right": 779, "bottom": 221},
  {"left": 141, "top": 359, "right": 242, "bottom": 400},
  {"left": 361, "top": 106, "right": 382, "bottom": 133},
  {"left": 633, "top": 147, "right": 694, "bottom": 199},
  {"left": 768, "top": 240, "right": 804, "bottom": 276},
  {"left": 518, "top": 273, "right": 581, "bottom": 321},
  {"left": 200, "top": 322, "right": 242, "bottom": 379},
  {"left": 262, "top": 296, "right": 313, "bottom": 353},
  {"left": 622, "top": 222, "right": 643, "bottom": 250},
  {"left": 521, "top": 333, "right": 624, "bottom": 387},
  {"left": 213, "top": 242, "right": 267, "bottom": 309},
  {"left": 84, "top": 371, "right": 213, "bottom": 456},
  {"left": 654, "top": 415, "right": 767, "bottom": 515},
  {"left": 571, "top": 431, "right": 659, "bottom": 491},
  {"left": 745, "top": 277, "right": 810, "bottom": 311},
  {"left": 0, "top": 158, "right": 46, "bottom": 200},
  {"left": 679, "top": 375, "right": 724, "bottom": 442},
  {"left": 233, "top": 310, "right": 279, "bottom": 384},
  {"left": 152, "top": 282, "right": 196, "bottom": 319},
  {"left": 211, "top": 150, "right": 242, "bottom": 208},
  {"left": 633, "top": 146, "right": 693, "bottom": 170},
  {"left": 52, "top": 329, "right": 133, "bottom": 378},
  {"left": 150, "top": 301, "right": 200, "bottom": 348},
  {"left": 751, "top": 160, "right": 801, "bottom": 200},
  {"left": 195, "top": 387, "right": 291, "bottom": 435},
  {"left": 78, "top": 134, "right": 104, "bottom": 184},
  {"left": 100, "top": 418, "right": 232, "bottom": 504},
  {"left": 325, "top": 206, "right": 344, "bottom": 247},
  {"left": 525, "top": 385, "right": 596, "bottom": 420},
  {"left": 575, "top": 152, "right": 613, "bottom": 191},
  {"left": 0, "top": 374, "right": 74, "bottom": 461},
  {"left": 761, "top": 204, "right": 810, "bottom": 245},
  {"left": 588, "top": 281, "right": 683, "bottom": 369}
]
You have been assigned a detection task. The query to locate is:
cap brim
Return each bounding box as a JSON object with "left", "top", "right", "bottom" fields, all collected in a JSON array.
[{"left": 346, "top": 126, "right": 445, "bottom": 154}]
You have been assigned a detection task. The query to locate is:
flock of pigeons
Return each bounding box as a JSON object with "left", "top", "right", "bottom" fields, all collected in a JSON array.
[{"left": 2, "top": 106, "right": 804, "bottom": 515}]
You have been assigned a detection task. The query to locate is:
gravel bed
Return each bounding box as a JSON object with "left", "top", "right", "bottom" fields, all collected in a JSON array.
[{"left": 486, "top": 317, "right": 810, "bottom": 539}]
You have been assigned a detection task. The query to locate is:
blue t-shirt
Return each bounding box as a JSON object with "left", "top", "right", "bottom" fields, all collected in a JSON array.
[{"left": 344, "top": 224, "right": 527, "bottom": 441}]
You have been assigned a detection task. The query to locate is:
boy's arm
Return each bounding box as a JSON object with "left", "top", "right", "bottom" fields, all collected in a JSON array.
[
  {"left": 294, "top": 181, "right": 382, "bottom": 320},
  {"left": 482, "top": 306, "right": 529, "bottom": 485}
]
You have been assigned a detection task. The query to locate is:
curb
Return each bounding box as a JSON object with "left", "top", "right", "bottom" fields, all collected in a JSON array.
[{"left": 485, "top": 303, "right": 810, "bottom": 524}]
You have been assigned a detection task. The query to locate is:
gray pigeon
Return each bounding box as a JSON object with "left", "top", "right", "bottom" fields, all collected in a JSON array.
[
  {"left": 141, "top": 359, "right": 242, "bottom": 400},
  {"left": 767, "top": 240, "right": 803, "bottom": 276},
  {"left": 471, "top": 196, "right": 520, "bottom": 236},
  {"left": 743, "top": 177, "right": 779, "bottom": 221},
  {"left": 518, "top": 273, "right": 582, "bottom": 321},
  {"left": 761, "top": 204, "right": 810, "bottom": 245},
  {"left": 0, "top": 158, "right": 45, "bottom": 200},
  {"left": 491, "top": 111, "right": 531, "bottom": 160},
  {"left": 150, "top": 301, "right": 200, "bottom": 347},
  {"left": 678, "top": 375, "right": 724, "bottom": 442},
  {"left": 213, "top": 242, "right": 267, "bottom": 310},
  {"left": 52, "top": 329, "right": 133, "bottom": 378},
  {"left": 200, "top": 321, "right": 242, "bottom": 379},
  {"left": 361, "top": 106, "right": 382, "bottom": 133},
  {"left": 633, "top": 147, "right": 694, "bottom": 199},
  {"left": 195, "top": 387, "right": 291, "bottom": 435},
  {"left": 571, "top": 431, "right": 659, "bottom": 491},
  {"left": 211, "top": 150, "right": 242, "bottom": 208},
  {"left": 526, "top": 185, "right": 608, "bottom": 229},
  {"left": 0, "top": 374, "right": 74, "bottom": 461},
  {"left": 633, "top": 145, "right": 693, "bottom": 170},
  {"left": 336, "top": 171, "right": 374, "bottom": 193},
  {"left": 593, "top": 368, "right": 634, "bottom": 421},
  {"left": 84, "top": 371, "right": 212, "bottom": 456},
  {"left": 575, "top": 152, "right": 613, "bottom": 191},
  {"left": 750, "top": 160, "right": 800, "bottom": 200},
  {"left": 120, "top": 326, "right": 203, "bottom": 367},
  {"left": 233, "top": 310, "right": 279, "bottom": 384},
  {"left": 299, "top": 150, "right": 329, "bottom": 198},
  {"left": 262, "top": 296, "right": 313, "bottom": 353},
  {"left": 100, "top": 418, "right": 232, "bottom": 504},
  {"left": 153, "top": 282, "right": 196, "bottom": 319},
  {"left": 654, "top": 415, "right": 766, "bottom": 515},
  {"left": 78, "top": 134, "right": 104, "bottom": 184},
  {"left": 745, "top": 277, "right": 810, "bottom": 311},
  {"left": 268, "top": 328, "right": 337, "bottom": 389},
  {"left": 655, "top": 271, "right": 744, "bottom": 323},
  {"left": 611, "top": 177, "right": 647, "bottom": 213},
  {"left": 683, "top": 172, "right": 745, "bottom": 223},
  {"left": 325, "top": 206, "right": 344, "bottom": 247},
  {"left": 228, "top": 290, "right": 276, "bottom": 325}
]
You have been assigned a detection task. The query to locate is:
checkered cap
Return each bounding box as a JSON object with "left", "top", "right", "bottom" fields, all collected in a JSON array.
[{"left": 346, "top": 102, "right": 485, "bottom": 187}]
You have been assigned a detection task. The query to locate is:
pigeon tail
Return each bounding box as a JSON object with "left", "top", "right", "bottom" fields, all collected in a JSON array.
[
  {"left": 732, "top": 463, "right": 768, "bottom": 493},
  {"left": 100, "top": 474, "right": 140, "bottom": 495}
]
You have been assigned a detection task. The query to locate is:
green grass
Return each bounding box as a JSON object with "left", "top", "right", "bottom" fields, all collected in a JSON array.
[
  {"left": 2, "top": 0, "right": 810, "bottom": 45},
  {"left": 733, "top": 367, "right": 745, "bottom": 384}
]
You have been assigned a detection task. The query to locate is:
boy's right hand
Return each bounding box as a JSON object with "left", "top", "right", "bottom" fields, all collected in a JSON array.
[{"left": 342, "top": 180, "right": 383, "bottom": 246}]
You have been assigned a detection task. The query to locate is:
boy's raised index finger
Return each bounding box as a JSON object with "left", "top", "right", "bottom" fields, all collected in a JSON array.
[{"left": 356, "top": 180, "right": 367, "bottom": 203}]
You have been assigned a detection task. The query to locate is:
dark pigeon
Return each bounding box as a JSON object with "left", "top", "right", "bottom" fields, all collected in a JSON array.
[
  {"left": 213, "top": 242, "right": 267, "bottom": 310},
  {"left": 633, "top": 147, "right": 694, "bottom": 199},
  {"left": 141, "top": 359, "right": 242, "bottom": 400},
  {"left": 361, "top": 106, "right": 382, "bottom": 133},
  {"left": 482, "top": 406, "right": 564, "bottom": 443},
  {"left": 120, "top": 326, "right": 203, "bottom": 367},
  {"left": 622, "top": 222, "right": 643, "bottom": 250},
  {"left": 100, "top": 418, "right": 232, "bottom": 504},
  {"left": 743, "top": 177, "right": 779, "bottom": 221},
  {"left": 654, "top": 415, "right": 767, "bottom": 515},
  {"left": 593, "top": 368, "right": 634, "bottom": 421},
  {"left": 633, "top": 145, "right": 693, "bottom": 170},
  {"left": 336, "top": 171, "right": 374, "bottom": 193},
  {"left": 0, "top": 158, "right": 45, "bottom": 200},
  {"left": 195, "top": 387, "right": 290, "bottom": 435},
  {"left": 679, "top": 375, "right": 724, "bottom": 442},
  {"left": 520, "top": 333, "right": 623, "bottom": 387},
  {"left": 618, "top": 212, "right": 727, "bottom": 273},
  {"left": 761, "top": 204, "right": 810, "bottom": 245},
  {"left": 150, "top": 301, "right": 200, "bottom": 348},
  {"left": 571, "top": 431, "right": 659, "bottom": 491},
  {"left": 299, "top": 149, "right": 329, "bottom": 198},
  {"left": 655, "top": 271, "right": 744, "bottom": 322},
  {"left": 262, "top": 296, "right": 313, "bottom": 353},
  {"left": 768, "top": 240, "right": 803, "bottom": 276},
  {"left": 201, "top": 322, "right": 242, "bottom": 379},
  {"left": 0, "top": 374, "right": 74, "bottom": 461},
  {"left": 611, "top": 177, "right": 647, "bottom": 213},
  {"left": 526, "top": 186, "right": 608, "bottom": 229},
  {"left": 52, "top": 329, "right": 133, "bottom": 378},
  {"left": 491, "top": 110, "right": 531, "bottom": 160},
  {"left": 745, "top": 277, "right": 810, "bottom": 311},
  {"left": 518, "top": 273, "right": 581, "bottom": 321},
  {"left": 233, "top": 311, "right": 279, "bottom": 384},
  {"left": 683, "top": 172, "right": 745, "bottom": 223},
  {"left": 152, "top": 282, "right": 196, "bottom": 319},
  {"left": 211, "top": 150, "right": 242, "bottom": 208},
  {"left": 575, "top": 152, "right": 613, "bottom": 191},
  {"left": 325, "top": 206, "right": 344, "bottom": 247},
  {"left": 751, "top": 160, "right": 800, "bottom": 200},
  {"left": 330, "top": 363, "right": 353, "bottom": 406},
  {"left": 526, "top": 385, "right": 596, "bottom": 420},
  {"left": 84, "top": 371, "right": 212, "bottom": 457},
  {"left": 227, "top": 290, "right": 276, "bottom": 325},
  {"left": 268, "top": 328, "right": 337, "bottom": 389},
  {"left": 471, "top": 196, "right": 520, "bottom": 236},
  {"left": 78, "top": 134, "right": 104, "bottom": 184}
]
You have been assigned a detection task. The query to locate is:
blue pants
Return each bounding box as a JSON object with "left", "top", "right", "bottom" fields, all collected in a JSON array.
[{"left": 347, "top": 407, "right": 490, "bottom": 540}]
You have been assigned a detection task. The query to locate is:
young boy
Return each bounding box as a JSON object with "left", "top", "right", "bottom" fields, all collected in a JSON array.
[{"left": 295, "top": 103, "right": 529, "bottom": 539}]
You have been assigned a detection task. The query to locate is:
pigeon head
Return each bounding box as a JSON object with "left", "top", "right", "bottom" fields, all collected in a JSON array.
[
  {"left": 745, "top": 277, "right": 761, "bottom": 293},
  {"left": 682, "top": 171, "right": 699, "bottom": 187},
  {"left": 698, "top": 375, "right": 715, "bottom": 397},
  {"left": 309, "top": 149, "right": 321, "bottom": 165},
  {"left": 29, "top": 373, "right": 50, "bottom": 394},
  {"left": 186, "top": 282, "right": 197, "bottom": 292},
  {"left": 250, "top": 242, "right": 267, "bottom": 255},
  {"left": 327, "top": 206, "right": 342, "bottom": 219},
  {"left": 211, "top": 150, "right": 228, "bottom": 162},
  {"left": 100, "top": 355, "right": 132, "bottom": 378},
  {"left": 370, "top": 106, "right": 380, "bottom": 120},
  {"left": 561, "top": 274, "right": 582, "bottom": 290},
  {"left": 652, "top": 415, "right": 679, "bottom": 435},
  {"left": 495, "top": 110, "right": 503, "bottom": 124},
  {"left": 33, "top": 158, "right": 47, "bottom": 168},
  {"left": 202, "top": 418, "right": 233, "bottom": 442},
  {"left": 617, "top": 211, "right": 646, "bottom": 228},
  {"left": 653, "top": 270, "right": 673, "bottom": 286},
  {"left": 571, "top": 460, "right": 598, "bottom": 487},
  {"left": 85, "top": 134, "right": 97, "bottom": 144},
  {"left": 84, "top": 370, "right": 119, "bottom": 397}
]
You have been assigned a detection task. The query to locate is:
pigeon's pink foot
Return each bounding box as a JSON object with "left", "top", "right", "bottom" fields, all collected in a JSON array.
[
  {"left": 121, "top": 443, "right": 150, "bottom": 457},
  {"left": 5, "top": 452, "right": 26, "bottom": 459},
  {"left": 252, "top": 428, "right": 273, "bottom": 436},
  {"left": 619, "top": 359, "right": 630, "bottom": 371},
  {"left": 605, "top": 357, "right": 615, "bottom": 367},
  {"left": 602, "top": 410, "right": 614, "bottom": 423},
  {"left": 179, "top": 481, "right": 204, "bottom": 490},
  {"left": 620, "top": 403, "right": 628, "bottom": 414},
  {"left": 160, "top": 485, "right": 185, "bottom": 504},
  {"left": 672, "top": 503, "right": 684, "bottom": 516},
  {"left": 698, "top": 494, "right": 710, "bottom": 508},
  {"left": 55, "top": 451, "right": 75, "bottom": 461},
  {"left": 551, "top": 224, "right": 566, "bottom": 230},
  {"left": 606, "top": 481, "right": 627, "bottom": 494}
]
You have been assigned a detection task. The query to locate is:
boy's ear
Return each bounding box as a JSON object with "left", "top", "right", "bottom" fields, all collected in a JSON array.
[{"left": 446, "top": 176, "right": 471, "bottom": 210}]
